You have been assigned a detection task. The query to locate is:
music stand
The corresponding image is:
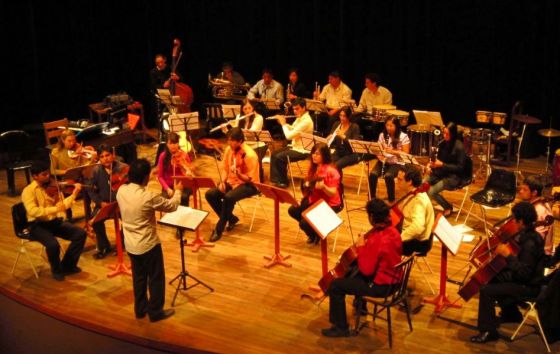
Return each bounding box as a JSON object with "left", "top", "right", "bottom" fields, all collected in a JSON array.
[
  {"left": 159, "top": 206, "right": 213, "bottom": 306},
  {"left": 299, "top": 132, "right": 327, "bottom": 152},
  {"left": 89, "top": 201, "right": 132, "bottom": 278},
  {"left": 412, "top": 110, "right": 444, "bottom": 128},
  {"left": 423, "top": 214, "right": 463, "bottom": 314},
  {"left": 168, "top": 112, "right": 200, "bottom": 158},
  {"left": 261, "top": 98, "right": 281, "bottom": 112},
  {"left": 253, "top": 182, "right": 298, "bottom": 269},
  {"left": 173, "top": 176, "right": 217, "bottom": 252},
  {"left": 305, "top": 99, "right": 328, "bottom": 136},
  {"left": 221, "top": 104, "right": 241, "bottom": 119},
  {"left": 348, "top": 139, "right": 384, "bottom": 200}
]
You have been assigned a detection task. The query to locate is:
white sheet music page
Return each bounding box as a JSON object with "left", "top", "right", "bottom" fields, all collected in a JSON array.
[
  {"left": 303, "top": 200, "right": 343, "bottom": 239},
  {"left": 159, "top": 206, "right": 208, "bottom": 231},
  {"left": 433, "top": 215, "right": 463, "bottom": 255}
]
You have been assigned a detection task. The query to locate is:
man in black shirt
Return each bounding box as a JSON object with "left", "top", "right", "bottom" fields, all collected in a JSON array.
[{"left": 470, "top": 201, "right": 546, "bottom": 343}]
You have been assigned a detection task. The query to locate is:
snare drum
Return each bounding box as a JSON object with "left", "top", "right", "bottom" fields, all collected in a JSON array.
[
  {"left": 476, "top": 110, "right": 492, "bottom": 124},
  {"left": 492, "top": 112, "right": 507, "bottom": 125},
  {"left": 408, "top": 124, "right": 434, "bottom": 156},
  {"left": 371, "top": 104, "right": 396, "bottom": 121},
  {"left": 471, "top": 128, "right": 493, "bottom": 143},
  {"left": 386, "top": 109, "right": 410, "bottom": 127}
]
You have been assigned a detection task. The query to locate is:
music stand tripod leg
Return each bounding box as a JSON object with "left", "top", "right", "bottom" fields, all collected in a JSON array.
[{"left": 169, "top": 229, "right": 214, "bottom": 306}]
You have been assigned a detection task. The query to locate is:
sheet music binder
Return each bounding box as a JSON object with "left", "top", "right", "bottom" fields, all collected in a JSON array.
[
  {"left": 302, "top": 199, "right": 343, "bottom": 239},
  {"left": 299, "top": 132, "right": 327, "bottom": 152},
  {"left": 168, "top": 112, "right": 200, "bottom": 132},
  {"left": 159, "top": 206, "right": 209, "bottom": 231},
  {"left": 433, "top": 214, "right": 463, "bottom": 255},
  {"left": 63, "top": 163, "right": 99, "bottom": 180},
  {"left": 413, "top": 110, "right": 445, "bottom": 127}
]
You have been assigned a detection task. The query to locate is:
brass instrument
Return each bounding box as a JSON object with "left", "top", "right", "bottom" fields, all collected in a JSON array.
[
  {"left": 208, "top": 74, "right": 250, "bottom": 100},
  {"left": 283, "top": 84, "right": 292, "bottom": 113}
]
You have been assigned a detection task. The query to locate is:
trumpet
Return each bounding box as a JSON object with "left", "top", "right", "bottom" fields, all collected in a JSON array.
[{"left": 314, "top": 81, "right": 321, "bottom": 99}]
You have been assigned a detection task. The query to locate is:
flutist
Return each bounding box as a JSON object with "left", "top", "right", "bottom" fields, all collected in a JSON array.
[{"left": 269, "top": 98, "right": 314, "bottom": 189}]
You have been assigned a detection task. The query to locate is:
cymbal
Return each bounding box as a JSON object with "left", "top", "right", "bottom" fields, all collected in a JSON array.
[
  {"left": 538, "top": 128, "right": 560, "bottom": 138},
  {"left": 512, "top": 114, "right": 541, "bottom": 124}
]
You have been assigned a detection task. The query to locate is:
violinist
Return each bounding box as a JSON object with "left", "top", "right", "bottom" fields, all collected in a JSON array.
[
  {"left": 87, "top": 144, "right": 129, "bottom": 259},
  {"left": 395, "top": 165, "right": 434, "bottom": 256},
  {"left": 470, "top": 201, "right": 546, "bottom": 344},
  {"left": 21, "top": 160, "right": 86, "bottom": 281},
  {"left": 50, "top": 129, "right": 97, "bottom": 176},
  {"left": 518, "top": 175, "right": 554, "bottom": 255},
  {"left": 205, "top": 128, "right": 260, "bottom": 242},
  {"left": 322, "top": 198, "right": 402, "bottom": 337},
  {"left": 424, "top": 122, "right": 468, "bottom": 217},
  {"left": 368, "top": 115, "right": 410, "bottom": 203},
  {"left": 269, "top": 98, "right": 314, "bottom": 188},
  {"left": 288, "top": 143, "right": 342, "bottom": 245},
  {"left": 157, "top": 132, "right": 193, "bottom": 206}
]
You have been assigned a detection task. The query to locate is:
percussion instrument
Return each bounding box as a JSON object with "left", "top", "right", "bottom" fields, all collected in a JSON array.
[
  {"left": 460, "top": 126, "right": 472, "bottom": 156},
  {"left": 554, "top": 149, "right": 560, "bottom": 186},
  {"left": 491, "top": 112, "right": 507, "bottom": 125},
  {"left": 370, "top": 104, "right": 396, "bottom": 122},
  {"left": 408, "top": 124, "right": 434, "bottom": 156},
  {"left": 538, "top": 128, "right": 560, "bottom": 138},
  {"left": 475, "top": 110, "right": 492, "bottom": 124},
  {"left": 512, "top": 114, "right": 542, "bottom": 125},
  {"left": 386, "top": 109, "right": 410, "bottom": 127},
  {"left": 470, "top": 128, "right": 493, "bottom": 156}
]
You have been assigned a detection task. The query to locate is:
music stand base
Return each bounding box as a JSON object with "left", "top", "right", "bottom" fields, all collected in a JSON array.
[
  {"left": 263, "top": 253, "right": 292, "bottom": 268},
  {"left": 423, "top": 294, "right": 462, "bottom": 315},
  {"left": 187, "top": 237, "right": 215, "bottom": 252},
  {"left": 107, "top": 262, "right": 132, "bottom": 278},
  {"left": 169, "top": 271, "right": 214, "bottom": 307},
  {"left": 300, "top": 286, "right": 326, "bottom": 304}
]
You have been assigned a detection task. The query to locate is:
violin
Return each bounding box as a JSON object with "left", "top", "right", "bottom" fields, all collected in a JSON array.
[
  {"left": 68, "top": 143, "right": 96, "bottom": 160},
  {"left": 300, "top": 176, "right": 325, "bottom": 199},
  {"left": 42, "top": 178, "right": 87, "bottom": 200},
  {"left": 172, "top": 150, "right": 193, "bottom": 177},
  {"left": 198, "top": 138, "right": 224, "bottom": 156},
  {"left": 389, "top": 182, "right": 430, "bottom": 231},
  {"left": 110, "top": 165, "right": 129, "bottom": 192}
]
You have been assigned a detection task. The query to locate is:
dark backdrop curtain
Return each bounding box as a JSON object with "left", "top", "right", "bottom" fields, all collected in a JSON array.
[{"left": 2, "top": 0, "right": 559, "bottom": 154}]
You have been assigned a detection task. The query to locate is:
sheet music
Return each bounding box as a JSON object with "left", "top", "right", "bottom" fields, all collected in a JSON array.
[
  {"left": 303, "top": 200, "right": 343, "bottom": 239},
  {"left": 413, "top": 110, "right": 444, "bottom": 127},
  {"left": 433, "top": 215, "right": 463, "bottom": 255},
  {"left": 299, "top": 132, "right": 327, "bottom": 152},
  {"left": 221, "top": 104, "right": 240, "bottom": 118},
  {"left": 159, "top": 206, "right": 208, "bottom": 231}
]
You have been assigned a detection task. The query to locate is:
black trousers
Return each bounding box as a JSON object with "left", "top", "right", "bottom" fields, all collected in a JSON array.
[
  {"left": 29, "top": 218, "right": 86, "bottom": 273},
  {"left": 128, "top": 244, "right": 166, "bottom": 318},
  {"left": 328, "top": 275, "right": 396, "bottom": 329},
  {"left": 205, "top": 183, "right": 258, "bottom": 235},
  {"left": 269, "top": 148, "right": 308, "bottom": 185},
  {"left": 369, "top": 162, "right": 401, "bottom": 202},
  {"left": 333, "top": 152, "right": 361, "bottom": 173},
  {"left": 91, "top": 207, "right": 111, "bottom": 251},
  {"left": 402, "top": 239, "right": 432, "bottom": 256},
  {"left": 477, "top": 281, "right": 539, "bottom": 332}
]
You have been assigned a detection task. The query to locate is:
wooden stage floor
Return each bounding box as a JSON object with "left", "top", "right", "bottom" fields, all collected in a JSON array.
[{"left": 0, "top": 140, "right": 558, "bottom": 353}]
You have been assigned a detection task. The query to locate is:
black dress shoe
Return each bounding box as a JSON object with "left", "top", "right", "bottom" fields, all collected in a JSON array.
[
  {"left": 61, "top": 266, "right": 82, "bottom": 276},
  {"left": 135, "top": 312, "right": 146, "bottom": 319},
  {"left": 52, "top": 272, "right": 65, "bottom": 281},
  {"left": 93, "top": 247, "right": 112, "bottom": 260},
  {"left": 209, "top": 229, "right": 222, "bottom": 242},
  {"left": 149, "top": 309, "right": 175, "bottom": 323},
  {"left": 226, "top": 215, "right": 239, "bottom": 231},
  {"left": 470, "top": 331, "right": 499, "bottom": 343},
  {"left": 306, "top": 235, "right": 316, "bottom": 244},
  {"left": 321, "top": 325, "right": 350, "bottom": 338}
]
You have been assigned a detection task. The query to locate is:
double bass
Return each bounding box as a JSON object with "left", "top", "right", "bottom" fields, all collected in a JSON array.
[{"left": 169, "top": 39, "right": 193, "bottom": 113}]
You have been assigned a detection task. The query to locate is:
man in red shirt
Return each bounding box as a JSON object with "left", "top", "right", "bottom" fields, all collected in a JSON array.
[{"left": 322, "top": 198, "right": 403, "bottom": 337}]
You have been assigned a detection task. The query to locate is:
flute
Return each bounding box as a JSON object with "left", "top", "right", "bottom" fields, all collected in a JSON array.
[
  {"left": 209, "top": 112, "right": 256, "bottom": 132},
  {"left": 265, "top": 115, "right": 297, "bottom": 120}
]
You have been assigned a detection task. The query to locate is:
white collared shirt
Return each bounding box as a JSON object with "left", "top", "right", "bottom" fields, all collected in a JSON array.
[
  {"left": 247, "top": 79, "right": 284, "bottom": 106},
  {"left": 356, "top": 86, "right": 393, "bottom": 113},
  {"left": 318, "top": 82, "right": 352, "bottom": 109}
]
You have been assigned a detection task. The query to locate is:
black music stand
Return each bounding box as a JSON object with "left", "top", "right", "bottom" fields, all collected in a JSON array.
[
  {"left": 253, "top": 182, "right": 298, "bottom": 269},
  {"left": 299, "top": 132, "right": 327, "bottom": 151},
  {"left": 168, "top": 112, "right": 199, "bottom": 157},
  {"left": 305, "top": 99, "right": 328, "bottom": 136},
  {"left": 242, "top": 129, "right": 274, "bottom": 148},
  {"left": 348, "top": 139, "right": 384, "bottom": 201},
  {"left": 159, "top": 206, "right": 213, "bottom": 306},
  {"left": 173, "top": 176, "right": 217, "bottom": 252}
]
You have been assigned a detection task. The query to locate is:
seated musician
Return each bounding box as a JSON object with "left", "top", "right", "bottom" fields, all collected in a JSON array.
[
  {"left": 224, "top": 99, "right": 266, "bottom": 181},
  {"left": 355, "top": 73, "right": 393, "bottom": 114},
  {"left": 327, "top": 107, "right": 361, "bottom": 172},
  {"left": 269, "top": 98, "right": 314, "bottom": 188},
  {"left": 50, "top": 129, "right": 97, "bottom": 177},
  {"left": 21, "top": 160, "right": 86, "bottom": 281},
  {"left": 285, "top": 68, "right": 309, "bottom": 101},
  {"left": 395, "top": 165, "right": 435, "bottom": 256},
  {"left": 87, "top": 144, "right": 128, "bottom": 259},
  {"left": 313, "top": 71, "right": 352, "bottom": 136},
  {"left": 518, "top": 175, "right": 555, "bottom": 255},
  {"left": 205, "top": 128, "right": 260, "bottom": 242},
  {"left": 157, "top": 132, "right": 193, "bottom": 206},
  {"left": 322, "top": 198, "right": 402, "bottom": 337},
  {"left": 218, "top": 61, "right": 246, "bottom": 85},
  {"left": 288, "top": 143, "right": 342, "bottom": 245},
  {"left": 247, "top": 68, "right": 284, "bottom": 107},
  {"left": 470, "top": 201, "right": 546, "bottom": 343},
  {"left": 369, "top": 115, "right": 410, "bottom": 203},
  {"left": 424, "top": 122, "right": 468, "bottom": 217}
]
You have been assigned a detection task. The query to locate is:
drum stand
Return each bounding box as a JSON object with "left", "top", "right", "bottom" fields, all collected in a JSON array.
[
  {"left": 537, "top": 135, "right": 553, "bottom": 187},
  {"left": 514, "top": 123, "right": 528, "bottom": 183},
  {"left": 474, "top": 132, "right": 493, "bottom": 181}
]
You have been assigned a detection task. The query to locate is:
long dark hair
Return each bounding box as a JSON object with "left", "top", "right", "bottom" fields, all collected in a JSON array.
[
  {"left": 163, "top": 132, "right": 180, "bottom": 169},
  {"left": 308, "top": 143, "right": 332, "bottom": 179},
  {"left": 382, "top": 116, "right": 402, "bottom": 149},
  {"left": 442, "top": 121, "right": 459, "bottom": 151},
  {"left": 241, "top": 99, "right": 256, "bottom": 129}
]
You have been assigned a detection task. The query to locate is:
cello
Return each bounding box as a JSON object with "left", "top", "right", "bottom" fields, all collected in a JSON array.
[
  {"left": 458, "top": 215, "right": 554, "bottom": 301},
  {"left": 169, "top": 39, "right": 194, "bottom": 113}
]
